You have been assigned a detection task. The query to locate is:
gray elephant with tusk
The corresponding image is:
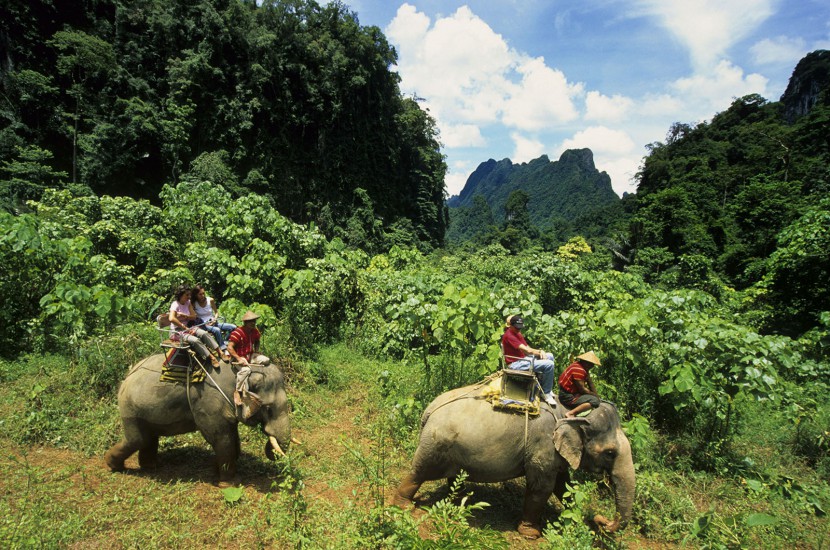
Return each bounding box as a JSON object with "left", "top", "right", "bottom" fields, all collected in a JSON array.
[
  {"left": 105, "top": 354, "right": 291, "bottom": 486},
  {"left": 393, "top": 384, "right": 635, "bottom": 539}
]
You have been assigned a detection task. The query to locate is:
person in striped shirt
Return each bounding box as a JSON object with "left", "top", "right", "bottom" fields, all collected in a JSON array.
[{"left": 558, "top": 351, "right": 602, "bottom": 418}]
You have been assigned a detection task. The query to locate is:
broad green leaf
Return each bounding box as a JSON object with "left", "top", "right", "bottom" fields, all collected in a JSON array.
[{"left": 221, "top": 486, "right": 244, "bottom": 504}]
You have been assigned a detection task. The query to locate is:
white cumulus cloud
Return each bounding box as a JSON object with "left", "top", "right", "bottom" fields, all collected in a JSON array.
[
  {"left": 387, "top": 4, "right": 515, "bottom": 123},
  {"left": 559, "top": 126, "right": 636, "bottom": 157},
  {"left": 585, "top": 91, "right": 634, "bottom": 122},
  {"left": 502, "top": 57, "right": 583, "bottom": 130},
  {"left": 630, "top": 0, "right": 776, "bottom": 71},
  {"left": 511, "top": 132, "right": 547, "bottom": 163},
  {"left": 671, "top": 60, "right": 768, "bottom": 118},
  {"left": 598, "top": 157, "right": 641, "bottom": 197},
  {"left": 504, "top": 57, "right": 583, "bottom": 130},
  {"left": 441, "top": 123, "right": 486, "bottom": 148},
  {"left": 384, "top": 3, "right": 430, "bottom": 49},
  {"left": 751, "top": 35, "right": 808, "bottom": 66},
  {"left": 386, "top": 4, "right": 584, "bottom": 141}
]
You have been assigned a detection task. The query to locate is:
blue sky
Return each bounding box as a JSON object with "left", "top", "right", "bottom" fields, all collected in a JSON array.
[{"left": 336, "top": 1, "right": 830, "bottom": 197}]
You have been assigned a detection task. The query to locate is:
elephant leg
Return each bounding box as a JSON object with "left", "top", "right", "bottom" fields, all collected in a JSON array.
[
  {"left": 393, "top": 472, "right": 423, "bottom": 507},
  {"left": 519, "top": 473, "right": 556, "bottom": 540},
  {"left": 105, "top": 420, "right": 152, "bottom": 472},
  {"left": 553, "top": 469, "right": 569, "bottom": 503},
  {"left": 104, "top": 439, "right": 137, "bottom": 472},
  {"left": 138, "top": 435, "right": 160, "bottom": 469},
  {"left": 206, "top": 427, "right": 241, "bottom": 487}
]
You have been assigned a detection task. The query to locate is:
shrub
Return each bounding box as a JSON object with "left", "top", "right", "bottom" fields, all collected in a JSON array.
[{"left": 77, "top": 321, "right": 157, "bottom": 397}]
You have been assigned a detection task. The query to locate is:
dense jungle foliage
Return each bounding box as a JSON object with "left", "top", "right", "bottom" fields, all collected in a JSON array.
[
  {"left": 1, "top": 182, "right": 829, "bottom": 546},
  {"left": 0, "top": 0, "right": 448, "bottom": 249},
  {"left": 617, "top": 50, "right": 830, "bottom": 339}
]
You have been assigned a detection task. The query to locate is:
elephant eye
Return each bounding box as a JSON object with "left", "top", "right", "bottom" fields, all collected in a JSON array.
[{"left": 604, "top": 449, "right": 617, "bottom": 458}]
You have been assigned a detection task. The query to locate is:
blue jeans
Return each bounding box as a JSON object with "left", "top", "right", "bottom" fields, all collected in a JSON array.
[
  {"left": 204, "top": 322, "right": 236, "bottom": 350},
  {"left": 509, "top": 353, "right": 555, "bottom": 394}
]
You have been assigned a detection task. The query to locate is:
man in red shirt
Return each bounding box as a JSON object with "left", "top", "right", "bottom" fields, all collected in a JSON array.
[
  {"left": 558, "top": 351, "right": 602, "bottom": 418},
  {"left": 227, "top": 310, "right": 270, "bottom": 367},
  {"left": 501, "top": 315, "right": 557, "bottom": 407},
  {"left": 228, "top": 310, "right": 271, "bottom": 407}
]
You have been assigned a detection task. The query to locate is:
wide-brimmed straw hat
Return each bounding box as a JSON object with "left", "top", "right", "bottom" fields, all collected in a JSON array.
[
  {"left": 576, "top": 351, "right": 602, "bottom": 366},
  {"left": 241, "top": 310, "right": 260, "bottom": 322}
]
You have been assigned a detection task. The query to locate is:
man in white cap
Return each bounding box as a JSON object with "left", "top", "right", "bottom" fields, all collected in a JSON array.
[
  {"left": 501, "top": 314, "right": 557, "bottom": 407},
  {"left": 558, "top": 351, "right": 602, "bottom": 418}
]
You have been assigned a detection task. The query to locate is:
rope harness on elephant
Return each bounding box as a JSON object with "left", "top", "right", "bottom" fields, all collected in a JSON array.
[
  {"left": 420, "top": 372, "right": 500, "bottom": 424},
  {"left": 124, "top": 353, "right": 235, "bottom": 420},
  {"left": 181, "top": 353, "right": 235, "bottom": 420},
  {"left": 424, "top": 372, "right": 555, "bottom": 452}
]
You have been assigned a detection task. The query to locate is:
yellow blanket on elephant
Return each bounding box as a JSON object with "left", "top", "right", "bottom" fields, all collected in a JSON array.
[
  {"left": 481, "top": 371, "right": 540, "bottom": 416},
  {"left": 159, "top": 348, "right": 206, "bottom": 384}
]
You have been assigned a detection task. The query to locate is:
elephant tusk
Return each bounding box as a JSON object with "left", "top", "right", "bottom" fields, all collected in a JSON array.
[
  {"left": 291, "top": 437, "right": 302, "bottom": 445},
  {"left": 269, "top": 436, "right": 287, "bottom": 457}
]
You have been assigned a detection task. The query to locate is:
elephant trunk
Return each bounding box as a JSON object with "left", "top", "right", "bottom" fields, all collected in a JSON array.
[
  {"left": 263, "top": 390, "right": 292, "bottom": 461},
  {"left": 595, "top": 433, "right": 635, "bottom": 532}
]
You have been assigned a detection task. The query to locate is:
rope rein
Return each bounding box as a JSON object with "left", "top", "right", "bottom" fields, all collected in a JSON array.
[
  {"left": 422, "top": 371, "right": 502, "bottom": 419},
  {"left": 184, "top": 353, "right": 235, "bottom": 419}
]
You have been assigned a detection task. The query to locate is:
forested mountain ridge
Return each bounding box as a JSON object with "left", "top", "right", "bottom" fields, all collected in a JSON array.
[
  {"left": 781, "top": 49, "right": 830, "bottom": 122},
  {"left": 0, "top": 0, "right": 447, "bottom": 249},
  {"left": 629, "top": 49, "right": 830, "bottom": 336},
  {"left": 445, "top": 149, "right": 622, "bottom": 245}
]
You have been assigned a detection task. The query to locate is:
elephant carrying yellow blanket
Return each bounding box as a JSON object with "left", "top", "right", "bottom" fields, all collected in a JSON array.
[{"left": 481, "top": 371, "right": 541, "bottom": 416}]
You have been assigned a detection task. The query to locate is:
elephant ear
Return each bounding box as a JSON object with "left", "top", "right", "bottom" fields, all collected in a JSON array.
[
  {"left": 240, "top": 391, "right": 263, "bottom": 421},
  {"left": 554, "top": 422, "right": 583, "bottom": 470}
]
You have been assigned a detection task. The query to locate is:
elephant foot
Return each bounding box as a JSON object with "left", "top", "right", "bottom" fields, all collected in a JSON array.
[
  {"left": 138, "top": 459, "right": 158, "bottom": 470},
  {"left": 104, "top": 449, "right": 126, "bottom": 472},
  {"left": 391, "top": 492, "right": 414, "bottom": 509},
  {"left": 216, "top": 477, "right": 241, "bottom": 489},
  {"left": 518, "top": 520, "right": 542, "bottom": 540},
  {"left": 594, "top": 514, "right": 619, "bottom": 532},
  {"left": 394, "top": 474, "right": 422, "bottom": 508}
]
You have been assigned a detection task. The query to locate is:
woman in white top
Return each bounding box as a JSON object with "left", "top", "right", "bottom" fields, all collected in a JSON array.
[
  {"left": 192, "top": 284, "right": 236, "bottom": 359},
  {"left": 168, "top": 285, "right": 221, "bottom": 367}
]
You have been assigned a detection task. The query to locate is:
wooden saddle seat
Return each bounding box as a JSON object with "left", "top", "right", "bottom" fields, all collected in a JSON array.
[
  {"left": 157, "top": 314, "right": 191, "bottom": 351},
  {"left": 500, "top": 368, "right": 538, "bottom": 403},
  {"left": 498, "top": 343, "right": 540, "bottom": 404},
  {"left": 155, "top": 315, "right": 205, "bottom": 383}
]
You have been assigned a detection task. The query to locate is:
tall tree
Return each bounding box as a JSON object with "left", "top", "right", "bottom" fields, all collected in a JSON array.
[
  {"left": 0, "top": 0, "right": 449, "bottom": 247},
  {"left": 48, "top": 30, "right": 116, "bottom": 184}
]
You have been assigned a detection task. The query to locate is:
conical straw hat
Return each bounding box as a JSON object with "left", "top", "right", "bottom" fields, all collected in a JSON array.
[
  {"left": 576, "top": 351, "right": 601, "bottom": 366},
  {"left": 241, "top": 310, "right": 260, "bottom": 322}
]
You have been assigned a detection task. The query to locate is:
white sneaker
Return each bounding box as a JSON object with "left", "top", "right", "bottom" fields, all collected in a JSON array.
[{"left": 544, "top": 393, "right": 557, "bottom": 407}]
